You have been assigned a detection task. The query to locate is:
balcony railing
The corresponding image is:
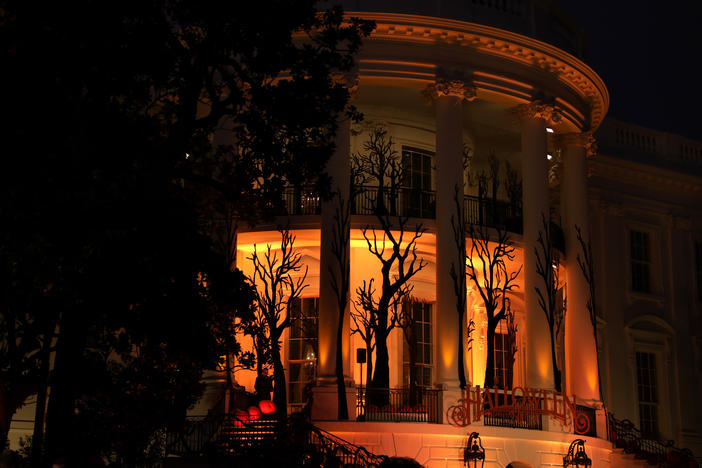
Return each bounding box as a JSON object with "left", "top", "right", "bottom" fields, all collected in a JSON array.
[
  {"left": 356, "top": 386, "right": 442, "bottom": 423},
  {"left": 280, "top": 186, "right": 321, "bottom": 215},
  {"left": 481, "top": 388, "right": 543, "bottom": 431},
  {"left": 352, "top": 185, "right": 436, "bottom": 219},
  {"left": 464, "top": 195, "right": 523, "bottom": 233}
]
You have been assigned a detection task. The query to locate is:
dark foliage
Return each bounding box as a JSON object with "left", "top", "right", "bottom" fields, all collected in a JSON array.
[{"left": 2, "top": 0, "right": 372, "bottom": 464}]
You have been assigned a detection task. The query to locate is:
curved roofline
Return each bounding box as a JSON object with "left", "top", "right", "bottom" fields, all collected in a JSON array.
[{"left": 349, "top": 12, "right": 609, "bottom": 131}]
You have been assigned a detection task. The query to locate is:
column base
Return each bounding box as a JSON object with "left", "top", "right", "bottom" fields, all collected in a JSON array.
[
  {"left": 437, "top": 382, "right": 464, "bottom": 425},
  {"left": 311, "top": 383, "right": 356, "bottom": 421}
]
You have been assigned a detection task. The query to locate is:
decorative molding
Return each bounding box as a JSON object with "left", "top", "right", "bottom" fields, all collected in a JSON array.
[
  {"left": 350, "top": 119, "right": 389, "bottom": 137},
  {"left": 556, "top": 131, "right": 597, "bottom": 157},
  {"left": 513, "top": 99, "right": 562, "bottom": 126},
  {"left": 345, "top": 12, "right": 610, "bottom": 130},
  {"left": 422, "top": 70, "right": 477, "bottom": 103}
]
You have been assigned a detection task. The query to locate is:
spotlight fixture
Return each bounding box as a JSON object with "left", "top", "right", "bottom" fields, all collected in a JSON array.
[
  {"left": 546, "top": 127, "right": 555, "bottom": 133},
  {"left": 547, "top": 153, "right": 553, "bottom": 160}
]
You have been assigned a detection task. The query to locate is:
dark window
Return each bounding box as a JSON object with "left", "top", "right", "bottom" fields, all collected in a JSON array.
[
  {"left": 401, "top": 147, "right": 433, "bottom": 218},
  {"left": 631, "top": 230, "right": 651, "bottom": 293},
  {"left": 636, "top": 351, "right": 659, "bottom": 437},
  {"left": 288, "top": 298, "right": 318, "bottom": 407},
  {"left": 401, "top": 147, "right": 432, "bottom": 190},
  {"left": 403, "top": 301, "right": 433, "bottom": 389},
  {"left": 696, "top": 242, "right": 702, "bottom": 301}
]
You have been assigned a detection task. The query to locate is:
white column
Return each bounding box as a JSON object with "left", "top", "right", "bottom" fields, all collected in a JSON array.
[
  {"left": 435, "top": 92, "right": 469, "bottom": 389},
  {"left": 313, "top": 117, "right": 354, "bottom": 420},
  {"left": 519, "top": 102, "right": 556, "bottom": 390},
  {"left": 429, "top": 76, "right": 474, "bottom": 421},
  {"left": 560, "top": 132, "right": 600, "bottom": 401}
]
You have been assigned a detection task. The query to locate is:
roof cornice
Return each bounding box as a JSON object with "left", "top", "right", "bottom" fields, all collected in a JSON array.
[{"left": 349, "top": 12, "right": 609, "bottom": 131}]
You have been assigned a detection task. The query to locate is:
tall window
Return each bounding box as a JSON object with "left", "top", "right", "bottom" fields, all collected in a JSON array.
[
  {"left": 402, "top": 301, "right": 433, "bottom": 389},
  {"left": 695, "top": 242, "right": 702, "bottom": 301},
  {"left": 401, "top": 146, "right": 433, "bottom": 218},
  {"left": 636, "top": 351, "right": 659, "bottom": 437},
  {"left": 630, "top": 230, "right": 651, "bottom": 293},
  {"left": 288, "top": 298, "right": 318, "bottom": 409}
]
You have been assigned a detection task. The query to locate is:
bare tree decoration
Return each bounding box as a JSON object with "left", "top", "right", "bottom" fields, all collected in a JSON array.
[
  {"left": 352, "top": 127, "right": 404, "bottom": 215},
  {"left": 396, "top": 293, "right": 424, "bottom": 406},
  {"left": 328, "top": 190, "right": 351, "bottom": 419},
  {"left": 248, "top": 228, "right": 308, "bottom": 418},
  {"left": 351, "top": 282, "right": 376, "bottom": 390},
  {"left": 466, "top": 318, "right": 476, "bottom": 352},
  {"left": 575, "top": 224, "right": 604, "bottom": 402},
  {"left": 464, "top": 222, "right": 522, "bottom": 388},
  {"left": 534, "top": 213, "right": 564, "bottom": 392},
  {"left": 450, "top": 184, "right": 468, "bottom": 389},
  {"left": 352, "top": 128, "right": 428, "bottom": 405}
]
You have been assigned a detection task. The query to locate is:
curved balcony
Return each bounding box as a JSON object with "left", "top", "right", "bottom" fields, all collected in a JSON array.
[
  {"left": 351, "top": 185, "right": 436, "bottom": 219},
  {"left": 464, "top": 195, "right": 523, "bottom": 234}
]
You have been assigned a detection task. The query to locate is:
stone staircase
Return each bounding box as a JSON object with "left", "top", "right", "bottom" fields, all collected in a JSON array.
[{"left": 608, "top": 416, "right": 700, "bottom": 468}]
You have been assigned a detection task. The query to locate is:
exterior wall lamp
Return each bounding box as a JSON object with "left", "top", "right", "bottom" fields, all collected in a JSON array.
[
  {"left": 463, "top": 432, "right": 486, "bottom": 468},
  {"left": 563, "top": 439, "right": 592, "bottom": 468}
]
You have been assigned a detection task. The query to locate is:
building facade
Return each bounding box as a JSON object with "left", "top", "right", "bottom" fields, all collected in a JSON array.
[
  {"left": 230, "top": 2, "right": 702, "bottom": 467},
  {"left": 7, "top": 2, "right": 702, "bottom": 467}
]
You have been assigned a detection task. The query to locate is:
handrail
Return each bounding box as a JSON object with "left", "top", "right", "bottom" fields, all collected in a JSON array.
[
  {"left": 165, "top": 412, "right": 387, "bottom": 467},
  {"left": 298, "top": 415, "right": 388, "bottom": 467},
  {"left": 357, "top": 386, "right": 442, "bottom": 423},
  {"left": 608, "top": 414, "right": 700, "bottom": 468},
  {"left": 464, "top": 195, "right": 523, "bottom": 234},
  {"left": 352, "top": 185, "right": 436, "bottom": 219}
]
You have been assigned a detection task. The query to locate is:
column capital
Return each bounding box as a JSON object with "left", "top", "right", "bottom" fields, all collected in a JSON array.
[
  {"left": 514, "top": 100, "right": 562, "bottom": 125},
  {"left": 423, "top": 70, "right": 477, "bottom": 103},
  {"left": 556, "top": 131, "right": 597, "bottom": 156}
]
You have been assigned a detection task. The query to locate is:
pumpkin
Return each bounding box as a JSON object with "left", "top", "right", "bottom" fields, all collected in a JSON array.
[
  {"left": 258, "top": 399, "right": 276, "bottom": 414},
  {"left": 247, "top": 405, "right": 261, "bottom": 421}
]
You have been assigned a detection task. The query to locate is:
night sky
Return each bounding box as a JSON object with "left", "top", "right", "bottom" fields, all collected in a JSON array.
[{"left": 558, "top": 0, "right": 702, "bottom": 140}]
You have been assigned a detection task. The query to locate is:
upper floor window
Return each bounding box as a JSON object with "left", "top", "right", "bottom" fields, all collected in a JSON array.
[
  {"left": 401, "top": 147, "right": 432, "bottom": 191},
  {"left": 401, "top": 147, "right": 434, "bottom": 218},
  {"left": 630, "top": 230, "right": 651, "bottom": 293},
  {"left": 636, "top": 351, "right": 659, "bottom": 437},
  {"left": 288, "top": 297, "right": 318, "bottom": 408}
]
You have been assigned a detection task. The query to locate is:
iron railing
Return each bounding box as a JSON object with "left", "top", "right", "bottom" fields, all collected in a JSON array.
[
  {"left": 165, "top": 413, "right": 386, "bottom": 467},
  {"left": 608, "top": 415, "right": 700, "bottom": 468},
  {"left": 165, "top": 414, "right": 225, "bottom": 456},
  {"left": 352, "top": 185, "right": 436, "bottom": 219},
  {"left": 464, "top": 195, "right": 522, "bottom": 233},
  {"left": 356, "top": 386, "right": 442, "bottom": 423},
  {"left": 304, "top": 420, "right": 388, "bottom": 467},
  {"left": 281, "top": 186, "right": 321, "bottom": 215},
  {"left": 481, "top": 388, "right": 543, "bottom": 431}
]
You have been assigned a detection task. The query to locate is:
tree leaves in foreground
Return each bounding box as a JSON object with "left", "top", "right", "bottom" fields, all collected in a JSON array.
[{"left": 2, "top": 0, "right": 372, "bottom": 464}]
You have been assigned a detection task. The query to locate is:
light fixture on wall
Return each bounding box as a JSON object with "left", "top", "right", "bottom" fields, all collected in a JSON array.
[
  {"left": 463, "top": 432, "right": 485, "bottom": 468},
  {"left": 563, "top": 439, "right": 592, "bottom": 468}
]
